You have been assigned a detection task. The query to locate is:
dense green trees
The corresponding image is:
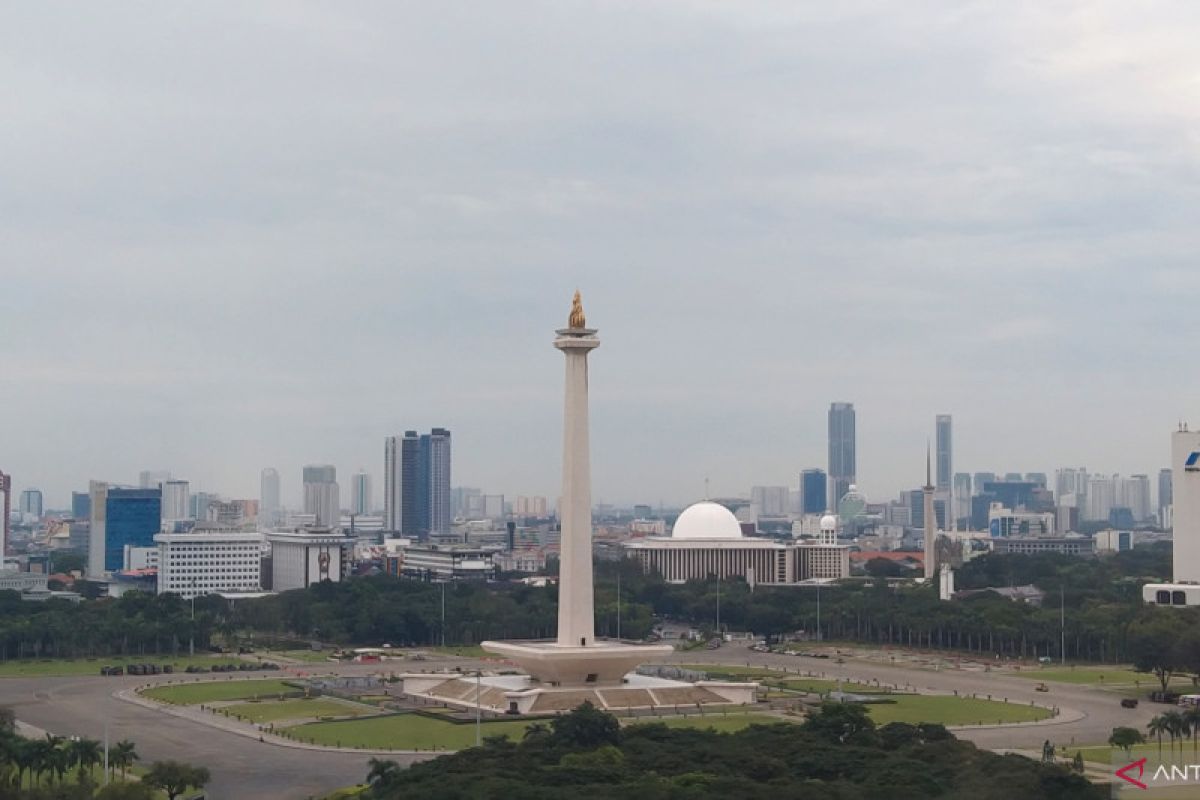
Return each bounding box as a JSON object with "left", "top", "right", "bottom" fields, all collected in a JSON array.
[
  {"left": 364, "top": 702, "right": 1102, "bottom": 799},
  {"left": 141, "top": 761, "right": 209, "bottom": 800},
  {"left": 0, "top": 717, "right": 159, "bottom": 800},
  {"left": 0, "top": 591, "right": 225, "bottom": 660}
]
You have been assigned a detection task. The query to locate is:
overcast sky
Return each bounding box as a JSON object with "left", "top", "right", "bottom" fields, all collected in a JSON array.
[{"left": 3, "top": 2, "right": 1199, "bottom": 510}]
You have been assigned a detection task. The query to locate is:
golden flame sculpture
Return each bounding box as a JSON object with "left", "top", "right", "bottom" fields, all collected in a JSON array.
[{"left": 568, "top": 290, "right": 587, "bottom": 329}]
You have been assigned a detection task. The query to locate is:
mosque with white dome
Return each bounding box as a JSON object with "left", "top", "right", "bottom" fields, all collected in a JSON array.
[{"left": 624, "top": 500, "right": 849, "bottom": 585}]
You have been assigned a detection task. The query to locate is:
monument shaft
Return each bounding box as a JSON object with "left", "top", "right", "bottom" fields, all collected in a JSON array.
[{"left": 555, "top": 328, "right": 599, "bottom": 646}]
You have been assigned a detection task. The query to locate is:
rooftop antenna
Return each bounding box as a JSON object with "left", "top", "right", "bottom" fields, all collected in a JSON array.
[{"left": 704, "top": 476, "right": 710, "bottom": 500}]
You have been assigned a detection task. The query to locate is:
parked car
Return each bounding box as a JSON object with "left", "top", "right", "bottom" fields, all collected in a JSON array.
[{"left": 1121, "top": 698, "right": 1139, "bottom": 708}]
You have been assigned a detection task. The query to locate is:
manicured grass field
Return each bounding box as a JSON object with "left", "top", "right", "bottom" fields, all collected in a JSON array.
[
  {"left": 269, "top": 649, "right": 337, "bottom": 663},
  {"left": 1075, "top": 742, "right": 1200, "bottom": 765},
  {"left": 1012, "top": 667, "right": 1148, "bottom": 685},
  {"left": 429, "top": 645, "right": 490, "bottom": 659},
  {"left": 865, "top": 695, "right": 1052, "bottom": 726},
  {"left": 675, "top": 664, "right": 785, "bottom": 679},
  {"left": 635, "top": 713, "right": 789, "bottom": 733},
  {"left": 225, "top": 698, "right": 376, "bottom": 724},
  {"left": 142, "top": 679, "right": 299, "bottom": 705},
  {"left": 0, "top": 655, "right": 246, "bottom": 678},
  {"left": 290, "top": 713, "right": 535, "bottom": 750}
]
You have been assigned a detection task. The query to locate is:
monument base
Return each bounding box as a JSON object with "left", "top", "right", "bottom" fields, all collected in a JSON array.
[
  {"left": 400, "top": 671, "right": 758, "bottom": 716},
  {"left": 480, "top": 639, "right": 674, "bottom": 686}
]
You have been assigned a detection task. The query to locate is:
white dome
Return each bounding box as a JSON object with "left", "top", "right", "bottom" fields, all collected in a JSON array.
[
  {"left": 672, "top": 501, "right": 744, "bottom": 539},
  {"left": 820, "top": 514, "right": 838, "bottom": 531}
]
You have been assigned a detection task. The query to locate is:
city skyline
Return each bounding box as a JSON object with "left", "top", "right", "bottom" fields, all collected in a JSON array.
[{"left": 4, "top": 4, "right": 1198, "bottom": 508}]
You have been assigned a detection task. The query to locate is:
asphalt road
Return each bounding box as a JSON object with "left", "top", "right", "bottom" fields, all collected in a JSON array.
[
  {"left": 666, "top": 645, "right": 1158, "bottom": 750},
  {"left": 0, "top": 647, "right": 1158, "bottom": 797},
  {"left": 0, "top": 670, "right": 426, "bottom": 800}
]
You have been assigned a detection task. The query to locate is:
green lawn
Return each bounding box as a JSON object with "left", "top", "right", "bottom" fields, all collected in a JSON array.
[
  {"left": 289, "top": 713, "right": 535, "bottom": 750},
  {"left": 142, "top": 679, "right": 300, "bottom": 705},
  {"left": 675, "top": 664, "right": 785, "bottom": 679},
  {"left": 0, "top": 654, "right": 247, "bottom": 678},
  {"left": 1075, "top": 742, "right": 1200, "bottom": 765},
  {"left": 634, "top": 713, "right": 789, "bottom": 733},
  {"left": 225, "top": 698, "right": 376, "bottom": 724},
  {"left": 429, "top": 645, "right": 490, "bottom": 659},
  {"left": 865, "top": 695, "right": 1052, "bottom": 726},
  {"left": 267, "top": 649, "right": 337, "bottom": 663}
]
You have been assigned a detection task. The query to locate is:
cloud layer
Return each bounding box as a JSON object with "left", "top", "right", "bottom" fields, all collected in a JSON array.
[{"left": 2, "top": 2, "right": 1197, "bottom": 508}]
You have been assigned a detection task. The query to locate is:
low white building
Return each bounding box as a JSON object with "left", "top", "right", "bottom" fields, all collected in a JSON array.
[
  {"left": 266, "top": 527, "right": 351, "bottom": 592},
  {"left": 401, "top": 544, "right": 496, "bottom": 581},
  {"left": 625, "top": 502, "right": 849, "bottom": 585},
  {"left": 155, "top": 530, "right": 264, "bottom": 599}
]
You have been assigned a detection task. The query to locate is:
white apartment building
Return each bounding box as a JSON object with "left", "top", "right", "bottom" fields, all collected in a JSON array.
[
  {"left": 155, "top": 531, "right": 264, "bottom": 599},
  {"left": 267, "top": 528, "right": 350, "bottom": 592}
]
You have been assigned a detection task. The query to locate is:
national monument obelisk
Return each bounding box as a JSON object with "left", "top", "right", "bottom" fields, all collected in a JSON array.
[
  {"left": 482, "top": 293, "right": 671, "bottom": 685},
  {"left": 555, "top": 290, "right": 599, "bottom": 647}
]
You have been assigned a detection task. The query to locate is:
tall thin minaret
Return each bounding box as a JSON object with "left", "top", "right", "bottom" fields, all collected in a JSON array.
[
  {"left": 923, "top": 443, "right": 936, "bottom": 580},
  {"left": 554, "top": 291, "right": 600, "bottom": 647}
]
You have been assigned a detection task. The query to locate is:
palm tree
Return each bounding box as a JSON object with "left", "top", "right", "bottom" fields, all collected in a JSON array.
[
  {"left": 13, "top": 738, "right": 36, "bottom": 790},
  {"left": 1186, "top": 707, "right": 1200, "bottom": 758},
  {"left": 112, "top": 740, "right": 139, "bottom": 781},
  {"left": 1148, "top": 715, "right": 1169, "bottom": 757},
  {"left": 1169, "top": 711, "right": 1191, "bottom": 759},
  {"left": 68, "top": 738, "right": 103, "bottom": 778}
]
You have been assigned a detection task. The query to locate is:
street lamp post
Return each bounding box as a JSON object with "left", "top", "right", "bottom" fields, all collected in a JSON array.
[
  {"left": 815, "top": 582, "right": 821, "bottom": 643},
  {"left": 475, "top": 670, "right": 482, "bottom": 747},
  {"left": 441, "top": 582, "right": 446, "bottom": 649},
  {"left": 189, "top": 579, "right": 196, "bottom": 656}
]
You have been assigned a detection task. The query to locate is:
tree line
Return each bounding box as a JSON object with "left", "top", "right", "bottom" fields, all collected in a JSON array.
[
  {"left": 0, "top": 710, "right": 208, "bottom": 800},
  {"left": 363, "top": 701, "right": 1101, "bottom": 799}
]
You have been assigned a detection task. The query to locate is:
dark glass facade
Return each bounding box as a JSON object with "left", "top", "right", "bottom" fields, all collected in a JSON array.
[
  {"left": 104, "top": 488, "right": 161, "bottom": 572},
  {"left": 72, "top": 491, "right": 91, "bottom": 521},
  {"left": 800, "top": 469, "right": 827, "bottom": 515}
]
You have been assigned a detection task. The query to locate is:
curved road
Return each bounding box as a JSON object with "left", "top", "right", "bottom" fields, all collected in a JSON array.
[
  {"left": 663, "top": 646, "right": 1156, "bottom": 750},
  {"left": 0, "top": 648, "right": 1155, "bottom": 797}
]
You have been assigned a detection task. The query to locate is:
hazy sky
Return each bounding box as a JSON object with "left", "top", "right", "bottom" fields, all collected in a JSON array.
[{"left": 3, "top": 2, "right": 1199, "bottom": 510}]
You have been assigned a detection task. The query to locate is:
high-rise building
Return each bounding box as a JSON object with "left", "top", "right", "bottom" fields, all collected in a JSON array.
[
  {"left": 102, "top": 488, "right": 161, "bottom": 573},
  {"left": 160, "top": 480, "right": 190, "bottom": 525},
  {"left": 260, "top": 468, "right": 280, "bottom": 527},
  {"left": 452, "top": 487, "right": 482, "bottom": 518},
  {"left": 384, "top": 437, "right": 402, "bottom": 531},
  {"left": 935, "top": 415, "right": 952, "bottom": 491},
  {"left": 71, "top": 491, "right": 91, "bottom": 521},
  {"left": 828, "top": 402, "right": 856, "bottom": 509},
  {"left": 421, "top": 429, "right": 452, "bottom": 534},
  {"left": 138, "top": 470, "right": 171, "bottom": 489},
  {"left": 1117, "top": 474, "right": 1152, "bottom": 522},
  {"left": 401, "top": 432, "right": 421, "bottom": 534},
  {"left": 751, "top": 486, "right": 789, "bottom": 517},
  {"left": 1085, "top": 476, "right": 1116, "bottom": 522},
  {"left": 1055, "top": 468, "right": 1089, "bottom": 503},
  {"left": 351, "top": 470, "right": 372, "bottom": 516},
  {"left": 302, "top": 465, "right": 340, "bottom": 528},
  {"left": 18, "top": 489, "right": 43, "bottom": 520},
  {"left": 190, "top": 492, "right": 213, "bottom": 522},
  {"left": 87, "top": 481, "right": 108, "bottom": 576},
  {"left": 800, "top": 469, "right": 827, "bottom": 515},
  {"left": 973, "top": 472, "right": 996, "bottom": 489},
  {"left": 1160, "top": 467, "right": 1173, "bottom": 522},
  {"left": 952, "top": 473, "right": 972, "bottom": 525}
]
